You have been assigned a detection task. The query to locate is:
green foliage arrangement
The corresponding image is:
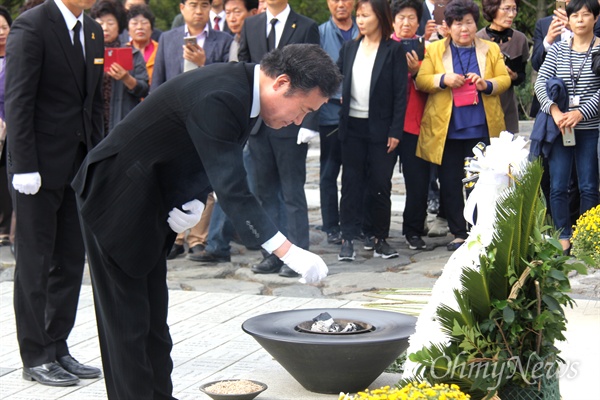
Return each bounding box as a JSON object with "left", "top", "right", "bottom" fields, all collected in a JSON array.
[{"left": 406, "top": 160, "right": 588, "bottom": 399}]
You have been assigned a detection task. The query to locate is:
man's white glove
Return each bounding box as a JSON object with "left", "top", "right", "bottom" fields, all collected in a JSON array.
[
  {"left": 12, "top": 172, "right": 42, "bottom": 195},
  {"left": 280, "top": 244, "right": 328, "bottom": 284},
  {"left": 296, "top": 128, "right": 319, "bottom": 145},
  {"left": 167, "top": 199, "right": 204, "bottom": 233}
]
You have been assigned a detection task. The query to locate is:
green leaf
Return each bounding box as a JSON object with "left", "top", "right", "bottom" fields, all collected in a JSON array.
[
  {"left": 569, "top": 260, "right": 589, "bottom": 275},
  {"left": 542, "top": 294, "right": 562, "bottom": 313},
  {"left": 503, "top": 306, "right": 515, "bottom": 324},
  {"left": 549, "top": 268, "right": 567, "bottom": 281}
]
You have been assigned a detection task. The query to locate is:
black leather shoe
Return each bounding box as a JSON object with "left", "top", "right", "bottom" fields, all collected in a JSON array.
[
  {"left": 186, "top": 244, "right": 206, "bottom": 260},
  {"left": 58, "top": 355, "right": 101, "bottom": 379},
  {"left": 251, "top": 254, "right": 283, "bottom": 274},
  {"left": 167, "top": 243, "right": 185, "bottom": 260},
  {"left": 187, "top": 249, "right": 231, "bottom": 263},
  {"left": 278, "top": 265, "right": 300, "bottom": 278},
  {"left": 22, "top": 361, "right": 80, "bottom": 386}
]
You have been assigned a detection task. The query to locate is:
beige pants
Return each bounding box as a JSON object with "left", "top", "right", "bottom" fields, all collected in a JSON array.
[{"left": 174, "top": 192, "right": 215, "bottom": 248}]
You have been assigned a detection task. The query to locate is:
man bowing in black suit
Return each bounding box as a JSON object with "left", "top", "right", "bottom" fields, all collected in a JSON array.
[
  {"left": 73, "top": 44, "right": 339, "bottom": 399},
  {"left": 4, "top": 0, "right": 104, "bottom": 388}
]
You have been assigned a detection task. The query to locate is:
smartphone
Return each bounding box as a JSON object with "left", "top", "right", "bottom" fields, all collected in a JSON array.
[
  {"left": 184, "top": 36, "right": 197, "bottom": 47},
  {"left": 562, "top": 127, "right": 576, "bottom": 146},
  {"left": 400, "top": 38, "right": 425, "bottom": 60},
  {"left": 433, "top": 1, "right": 446, "bottom": 25},
  {"left": 556, "top": 0, "right": 566, "bottom": 11}
]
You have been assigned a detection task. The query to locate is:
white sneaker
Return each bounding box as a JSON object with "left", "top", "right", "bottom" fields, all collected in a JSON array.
[{"left": 427, "top": 217, "right": 449, "bottom": 237}]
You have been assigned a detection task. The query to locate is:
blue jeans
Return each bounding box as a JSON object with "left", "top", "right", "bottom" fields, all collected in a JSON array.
[
  {"left": 548, "top": 128, "right": 599, "bottom": 239},
  {"left": 205, "top": 202, "right": 234, "bottom": 257}
]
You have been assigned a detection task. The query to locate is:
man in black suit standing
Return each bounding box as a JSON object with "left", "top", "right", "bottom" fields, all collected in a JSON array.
[
  {"left": 4, "top": 0, "right": 104, "bottom": 387},
  {"left": 73, "top": 44, "right": 338, "bottom": 399},
  {"left": 238, "top": 0, "right": 320, "bottom": 278}
]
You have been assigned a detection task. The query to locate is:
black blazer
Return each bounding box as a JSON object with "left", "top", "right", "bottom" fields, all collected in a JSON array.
[
  {"left": 5, "top": 0, "right": 104, "bottom": 189},
  {"left": 73, "top": 63, "right": 279, "bottom": 278},
  {"left": 238, "top": 9, "right": 320, "bottom": 135},
  {"left": 337, "top": 38, "right": 407, "bottom": 143}
]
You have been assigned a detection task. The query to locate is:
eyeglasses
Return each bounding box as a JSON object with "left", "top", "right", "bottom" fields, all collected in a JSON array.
[{"left": 499, "top": 7, "right": 518, "bottom": 14}]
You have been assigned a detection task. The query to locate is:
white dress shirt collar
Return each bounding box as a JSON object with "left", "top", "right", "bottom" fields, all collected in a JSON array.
[
  {"left": 251, "top": 64, "right": 260, "bottom": 118},
  {"left": 54, "top": 0, "right": 85, "bottom": 42},
  {"left": 210, "top": 9, "right": 226, "bottom": 30},
  {"left": 265, "top": 4, "right": 291, "bottom": 46}
]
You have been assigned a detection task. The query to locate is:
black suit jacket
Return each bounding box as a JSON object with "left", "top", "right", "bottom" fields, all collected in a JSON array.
[
  {"left": 417, "top": 1, "right": 432, "bottom": 37},
  {"left": 238, "top": 9, "right": 320, "bottom": 136},
  {"left": 73, "top": 62, "right": 278, "bottom": 278},
  {"left": 337, "top": 38, "right": 407, "bottom": 143},
  {"left": 5, "top": 0, "right": 104, "bottom": 189}
]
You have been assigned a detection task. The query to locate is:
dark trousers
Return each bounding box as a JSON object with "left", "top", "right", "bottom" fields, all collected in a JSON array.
[
  {"left": 80, "top": 218, "right": 175, "bottom": 400},
  {"left": 340, "top": 117, "right": 397, "bottom": 240},
  {"left": 12, "top": 185, "right": 85, "bottom": 367},
  {"left": 0, "top": 162, "right": 12, "bottom": 238},
  {"left": 438, "top": 138, "right": 489, "bottom": 240},
  {"left": 247, "top": 129, "right": 309, "bottom": 249},
  {"left": 319, "top": 124, "right": 342, "bottom": 234},
  {"left": 400, "top": 132, "right": 429, "bottom": 237}
]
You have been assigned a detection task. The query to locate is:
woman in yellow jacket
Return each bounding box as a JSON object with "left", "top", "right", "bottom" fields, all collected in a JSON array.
[{"left": 415, "top": 0, "right": 510, "bottom": 251}]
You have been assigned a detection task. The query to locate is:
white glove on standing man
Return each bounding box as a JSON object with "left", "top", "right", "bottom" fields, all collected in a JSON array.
[
  {"left": 12, "top": 172, "right": 42, "bottom": 195},
  {"left": 167, "top": 199, "right": 205, "bottom": 233},
  {"left": 280, "top": 244, "right": 328, "bottom": 284},
  {"left": 296, "top": 128, "right": 319, "bottom": 145}
]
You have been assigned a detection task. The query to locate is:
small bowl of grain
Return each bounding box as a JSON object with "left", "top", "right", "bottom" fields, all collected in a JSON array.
[{"left": 199, "top": 379, "right": 268, "bottom": 400}]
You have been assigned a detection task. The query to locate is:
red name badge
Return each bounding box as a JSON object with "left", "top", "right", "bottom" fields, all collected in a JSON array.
[{"left": 104, "top": 47, "right": 133, "bottom": 72}]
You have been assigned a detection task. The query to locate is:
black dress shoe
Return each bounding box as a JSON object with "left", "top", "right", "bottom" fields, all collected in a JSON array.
[
  {"left": 167, "top": 243, "right": 185, "bottom": 260},
  {"left": 22, "top": 361, "right": 80, "bottom": 386},
  {"left": 251, "top": 254, "right": 284, "bottom": 274},
  {"left": 58, "top": 355, "right": 101, "bottom": 379},
  {"left": 186, "top": 244, "right": 206, "bottom": 260},
  {"left": 278, "top": 265, "right": 300, "bottom": 278},
  {"left": 188, "top": 249, "right": 231, "bottom": 263}
]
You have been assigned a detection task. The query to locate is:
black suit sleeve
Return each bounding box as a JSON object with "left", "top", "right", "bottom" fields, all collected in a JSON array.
[
  {"left": 151, "top": 33, "right": 167, "bottom": 91},
  {"left": 390, "top": 42, "right": 408, "bottom": 140},
  {"left": 237, "top": 23, "right": 251, "bottom": 62},
  {"left": 531, "top": 19, "right": 547, "bottom": 72},
  {"left": 186, "top": 91, "right": 279, "bottom": 246},
  {"left": 5, "top": 15, "right": 43, "bottom": 174},
  {"left": 299, "top": 21, "right": 321, "bottom": 131}
]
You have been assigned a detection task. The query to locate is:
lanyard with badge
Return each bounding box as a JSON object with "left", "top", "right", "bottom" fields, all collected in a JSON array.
[{"left": 568, "top": 35, "right": 596, "bottom": 107}]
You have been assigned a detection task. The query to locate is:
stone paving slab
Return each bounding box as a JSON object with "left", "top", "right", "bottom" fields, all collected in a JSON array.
[{"left": 1, "top": 282, "right": 599, "bottom": 400}]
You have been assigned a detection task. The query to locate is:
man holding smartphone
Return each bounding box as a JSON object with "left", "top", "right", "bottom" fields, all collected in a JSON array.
[{"left": 151, "top": 0, "right": 232, "bottom": 88}]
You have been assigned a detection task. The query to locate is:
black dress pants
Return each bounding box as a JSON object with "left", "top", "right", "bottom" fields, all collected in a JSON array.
[
  {"left": 80, "top": 218, "right": 175, "bottom": 400},
  {"left": 247, "top": 127, "right": 309, "bottom": 249},
  {"left": 340, "top": 117, "right": 397, "bottom": 241},
  {"left": 319, "top": 124, "right": 342, "bottom": 234},
  {"left": 438, "top": 137, "right": 489, "bottom": 239},
  {"left": 12, "top": 184, "right": 85, "bottom": 367},
  {"left": 400, "top": 132, "right": 429, "bottom": 237}
]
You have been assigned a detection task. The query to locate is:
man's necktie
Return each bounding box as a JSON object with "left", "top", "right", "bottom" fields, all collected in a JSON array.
[
  {"left": 72, "top": 20, "right": 86, "bottom": 90},
  {"left": 73, "top": 21, "right": 85, "bottom": 64},
  {"left": 214, "top": 16, "right": 221, "bottom": 31},
  {"left": 267, "top": 18, "right": 277, "bottom": 51}
]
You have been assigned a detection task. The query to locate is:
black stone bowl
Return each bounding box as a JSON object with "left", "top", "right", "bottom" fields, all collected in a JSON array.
[
  {"left": 242, "top": 308, "right": 416, "bottom": 394},
  {"left": 199, "top": 379, "right": 267, "bottom": 400}
]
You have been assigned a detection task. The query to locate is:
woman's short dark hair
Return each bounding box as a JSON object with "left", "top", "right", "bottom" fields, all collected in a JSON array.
[
  {"left": 91, "top": 0, "right": 128, "bottom": 34},
  {"left": 567, "top": 0, "right": 600, "bottom": 18},
  {"left": 482, "top": 0, "right": 521, "bottom": 22},
  {"left": 127, "top": 4, "right": 155, "bottom": 30},
  {"left": 391, "top": 0, "right": 423, "bottom": 22},
  {"left": 0, "top": 6, "right": 12, "bottom": 27},
  {"left": 356, "top": 0, "right": 394, "bottom": 41},
  {"left": 445, "top": 0, "right": 480, "bottom": 26},
  {"left": 260, "top": 44, "right": 343, "bottom": 99}
]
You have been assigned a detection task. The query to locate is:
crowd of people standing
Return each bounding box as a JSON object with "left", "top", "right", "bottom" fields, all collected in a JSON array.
[{"left": 0, "top": 0, "right": 599, "bottom": 397}]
